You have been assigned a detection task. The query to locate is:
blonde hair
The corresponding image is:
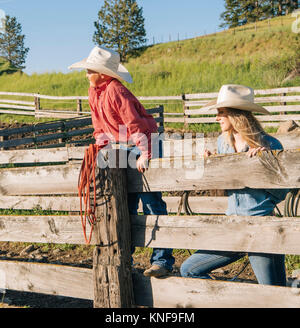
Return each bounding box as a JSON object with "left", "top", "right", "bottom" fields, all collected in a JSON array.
[{"left": 223, "top": 108, "right": 269, "bottom": 149}]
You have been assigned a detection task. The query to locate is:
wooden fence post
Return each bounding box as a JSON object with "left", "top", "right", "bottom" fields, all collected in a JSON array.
[
  {"left": 159, "top": 105, "right": 164, "bottom": 133},
  {"left": 34, "top": 94, "right": 40, "bottom": 118},
  {"left": 0, "top": 134, "right": 7, "bottom": 151},
  {"left": 281, "top": 92, "right": 287, "bottom": 115},
  {"left": 182, "top": 94, "right": 189, "bottom": 129},
  {"left": 77, "top": 99, "right": 82, "bottom": 116},
  {"left": 93, "top": 149, "right": 134, "bottom": 308},
  {"left": 58, "top": 122, "right": 66, "bottom": 145}
]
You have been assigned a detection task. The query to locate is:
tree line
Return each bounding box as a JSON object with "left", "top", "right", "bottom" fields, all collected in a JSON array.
[
  {"left": 0, "top": 15, "right": 29, "bottom": 71},
  {"left": 220, "top": 0, "right": 300, "bottom": 28}
]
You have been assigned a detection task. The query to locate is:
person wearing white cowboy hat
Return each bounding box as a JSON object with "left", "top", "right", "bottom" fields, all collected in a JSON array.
[
  {"left": 203, "top": 84, "right": 272, "bottom": 157},
  {"left": 180, "top": 84, "right": 289, "bottom": 287},
  {"left": 69, "top": 46, "right": 175, "bottom": 278},
  {"left": 204, "top": 84, "right": 270, "bottom": 115},
  {"left": 69, "top": 46, "right": 133, "bottom": 84}
]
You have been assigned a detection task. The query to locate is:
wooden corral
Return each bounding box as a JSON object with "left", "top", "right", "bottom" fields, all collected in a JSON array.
[{"left": 0, "top": 142, "right": 299, "bottom": 307}]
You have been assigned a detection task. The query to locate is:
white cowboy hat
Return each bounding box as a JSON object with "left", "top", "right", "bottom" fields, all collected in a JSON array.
[
  {"left": 68, "top": 46, "right": 133, "bottom": 84},
  {"left": 205, "top": 84, "right": 270, "bottom": 114}
]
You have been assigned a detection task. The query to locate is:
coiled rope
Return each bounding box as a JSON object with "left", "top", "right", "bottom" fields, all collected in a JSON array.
[
  {"left": 78, "top": 144, "right": 100, "bottom": 244},
  {"left": 284, "top": 189, "right": 300, "bottom": 217}
]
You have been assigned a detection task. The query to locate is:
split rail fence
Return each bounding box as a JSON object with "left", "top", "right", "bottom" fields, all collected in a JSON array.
[
  {"left": 140, "top": 86, "right": 300, "bottom": 128},
  {"left": 0, "top": 91, "right": 89, "bottom": 119},
  {"left": 0, "top": 141, "right": 300, "bottom": 307},
  {"left": 0, "top": 86, "right": 300, "bottom": 128}
]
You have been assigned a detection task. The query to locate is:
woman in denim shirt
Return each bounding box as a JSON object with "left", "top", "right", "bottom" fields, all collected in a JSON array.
[{"left": 180, "top": 85, "right": 289, "bottom": 286}]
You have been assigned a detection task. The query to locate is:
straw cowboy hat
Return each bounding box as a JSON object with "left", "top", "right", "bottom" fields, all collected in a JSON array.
[
  {"left": 205, "top": 84, "right": 270, "bottom": 114},
  {"left": 68, "top": 46, "right": 133, "bottom": 84}
]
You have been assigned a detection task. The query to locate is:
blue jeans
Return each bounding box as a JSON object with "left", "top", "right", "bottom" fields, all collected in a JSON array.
[
  {"left": 126, "top": 139, "right": 175, "bottom": 271},
  {"left": 180, "top": 250, "right": 286, "bottom": 286},
  {"left": 128, "top": 192, "right": 174, "bottom": 271}
]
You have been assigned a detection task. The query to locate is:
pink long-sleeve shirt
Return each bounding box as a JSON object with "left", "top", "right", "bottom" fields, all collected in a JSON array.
[{"left": 88, "top": 78, "right": 158, "bottom": 159}]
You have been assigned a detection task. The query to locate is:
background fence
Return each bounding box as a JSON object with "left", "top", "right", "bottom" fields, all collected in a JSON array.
[
  {"left": 0, "top": 92, "right": 89, "bottom": 119},
  {"left": 0, "top": 106, "right": 164, "bottom": 151},
  {"left": 148, "top": 13, "right": 296, "bottom": 46},
  {"left": 140, "top": 86, "right": 300, "bottom": 128},
  {"left": 0, "top": 86, "right": 300, "bottom": 129}
]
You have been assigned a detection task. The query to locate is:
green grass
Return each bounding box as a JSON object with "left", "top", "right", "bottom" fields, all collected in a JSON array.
[
  {"left": 286, "top": 255, "right": 300, "bottom": 273},
  {"left": 0, "top": 14, "right": 299, "bottom": 125},
  {"left": 0, "top": 208, "right": 68, "bottom": 216},
  {"left": 0, "top": 58, "right": 18, "bottom": 76},
  {"left": 126, "top": 15, "right": 300, "bottom": 96},
  {"left": 0, "top": 70, "right": 89, "bottom": 95}
]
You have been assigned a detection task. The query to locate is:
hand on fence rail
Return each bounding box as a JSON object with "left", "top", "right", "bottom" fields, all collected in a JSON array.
[
  {"left": 247, "top": 147, "right": 267, "bottom": 158},
  {"left": 136, "top": 155, "right": 149, "bottom": 173},
  {"left": 204, "top": 149, "right": 216, "bottom": 158}
]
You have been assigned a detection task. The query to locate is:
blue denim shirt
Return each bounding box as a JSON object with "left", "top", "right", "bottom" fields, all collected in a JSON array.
[{"left": 217, "top": 133, "right": 289, "bottom": 216}]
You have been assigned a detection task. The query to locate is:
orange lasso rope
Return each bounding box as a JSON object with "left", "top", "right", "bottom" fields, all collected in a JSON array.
[{"left": 78, "top": 144, "right": 100, "bottom": 244}]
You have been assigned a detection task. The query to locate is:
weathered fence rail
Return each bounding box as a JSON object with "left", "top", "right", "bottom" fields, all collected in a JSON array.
[
  {"left": 0, "top": 92, "right": 89, "bottom": 118},
  {"left": 0, "top": 259, "right": 298, "bottom": 308},
  {"left": 1, "top": 149, "right": 299, "bottom": 195},
  {"left": 0, "top": 86, "right": 299, "bottom": 127},
  {"left": 0, "top": 144, "right": 299, "bottom": 307}
]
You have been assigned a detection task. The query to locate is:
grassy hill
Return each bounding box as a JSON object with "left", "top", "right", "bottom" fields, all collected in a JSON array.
[
  {"left": 0, "top": 14, "right": 299, "bottom": 128},
  {"left": 126, "top": 14, "right": 300, "bottom": 96},
  {"left": 0, "top": 14, "right": 299, "bottom": 98},
  {"left": 0, "top": 57, "right": 19, "bottom": 76}
]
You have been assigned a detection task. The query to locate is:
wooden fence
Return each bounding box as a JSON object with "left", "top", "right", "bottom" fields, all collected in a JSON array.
[
  {"left": 0, "top": 86, "right": 300, "bottom": 128},
  {"left": 0, "top": 92, "right": 89, "bottom": 119},
  {"left": 0, "top": 107, "right": 164, "bottom": 150},
  {"left": 0, "top": 141, "right": 299, "bottom": 307},
  {"left": 141, "top": 86, "right": 300, "bottom": 128}
]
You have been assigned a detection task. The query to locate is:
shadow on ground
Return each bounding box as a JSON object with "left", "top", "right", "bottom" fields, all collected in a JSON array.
[{"left": 1, "top": 290, "right": 93, "bottom": 308}]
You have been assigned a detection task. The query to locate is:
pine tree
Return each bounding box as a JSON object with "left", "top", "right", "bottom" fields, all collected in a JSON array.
[
  {"left": 0, "top": 15, "right": 29, "bottom": 70},
  {"left": 258, "top": 1, "right": 299, "bottom": 16},
  {"left": 240, "top": 0, "right": 272, "bottom": 23},
  {"left": 220, "top": 0, "right": 243, "bottom": 28},
  {"left": 93, "top": 0, "right": 146, "bottom": 62},
  {"left": 220, "top": 0, "right": 300, "bottom": 28},
  {"left": 278, "top": 0, "right": 299, "bottom": 14}
]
